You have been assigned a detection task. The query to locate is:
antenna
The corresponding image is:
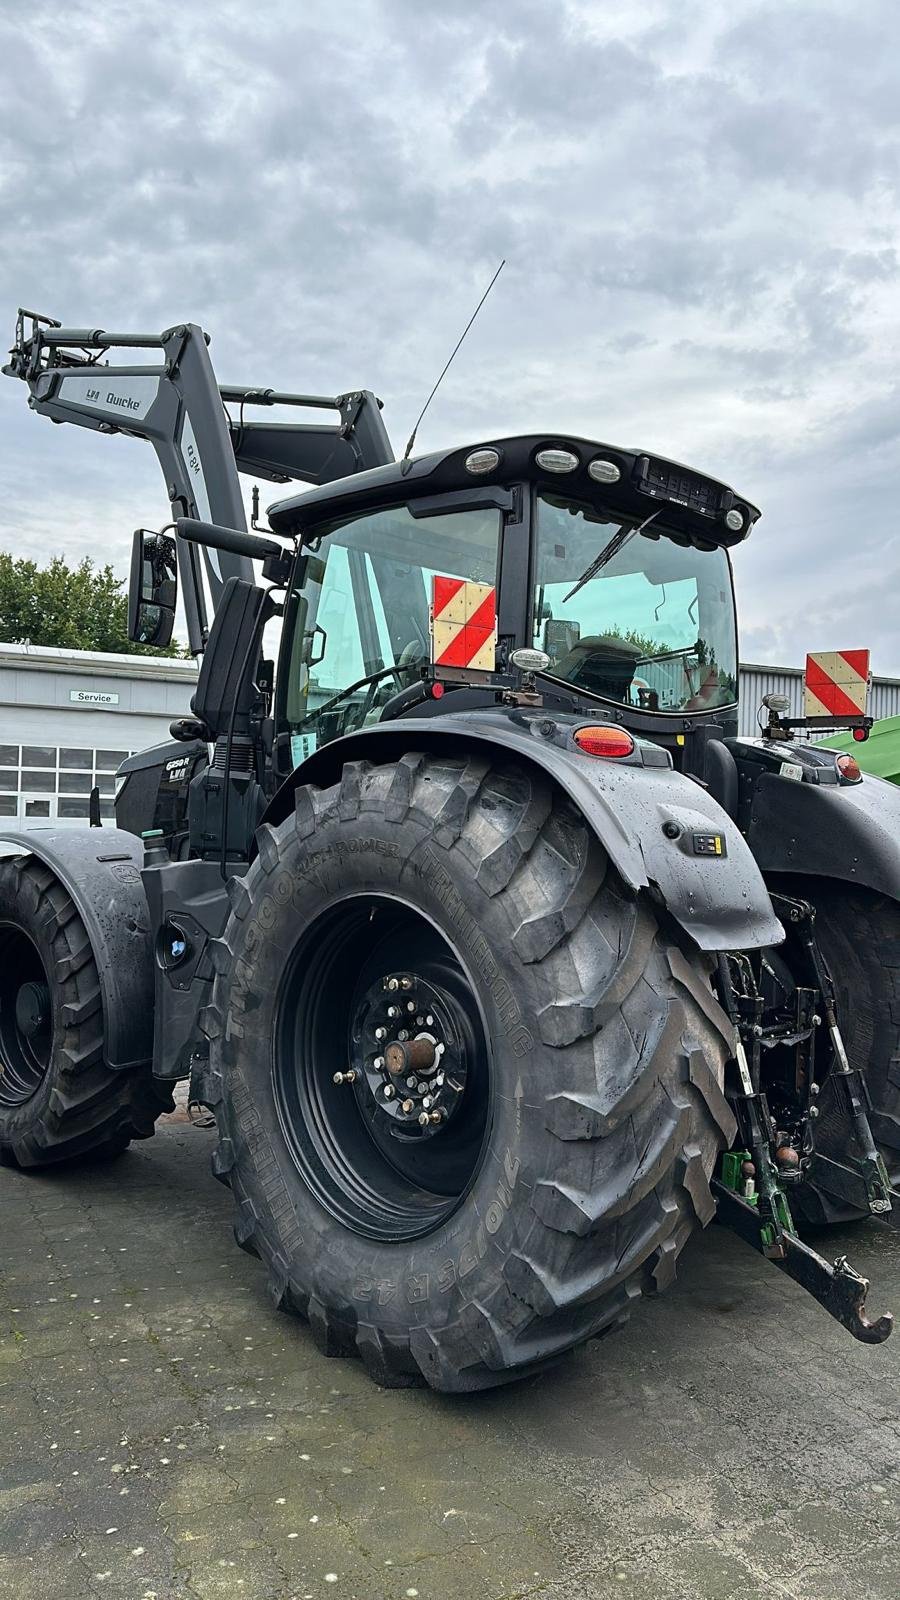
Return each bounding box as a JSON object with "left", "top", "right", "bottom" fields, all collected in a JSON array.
[{"left": 402, "top": 259, "right": 505, "bottom": 461}]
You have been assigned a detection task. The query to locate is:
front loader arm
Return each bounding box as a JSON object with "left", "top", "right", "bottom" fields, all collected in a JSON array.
[
  {"left": 224, "top": 385, "right": 393, "bottom": 486},
  {"left": 4, "top": 312, "right": 395, "bottom": 651},
  {"left": 5, "top": 314, "right": 251, "bottom": 652}
]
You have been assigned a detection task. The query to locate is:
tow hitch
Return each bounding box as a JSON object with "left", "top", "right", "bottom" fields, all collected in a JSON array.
[
  {"left": 714, "top": 942, "right": 897, "bottom": 1346},
  {"left": 712, "top": 1172, "right": 893, "bottom": 1344}
]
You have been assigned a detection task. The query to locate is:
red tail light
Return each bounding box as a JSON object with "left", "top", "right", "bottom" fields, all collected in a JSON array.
[
  {"left": 852, "top": 725, "right": 868, "bottom": 742},
  {"left": 573, "top": 726, "right": 635, "bottom": 759}
]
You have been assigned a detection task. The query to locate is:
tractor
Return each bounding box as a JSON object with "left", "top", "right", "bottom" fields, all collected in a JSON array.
[{"left": 1, "top": 309, "right": 898, "bottom": 1392}]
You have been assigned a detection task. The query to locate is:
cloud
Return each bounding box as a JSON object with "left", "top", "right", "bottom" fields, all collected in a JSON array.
[{"left": 0, "top": 0, "right": 898, "bottom": 670}]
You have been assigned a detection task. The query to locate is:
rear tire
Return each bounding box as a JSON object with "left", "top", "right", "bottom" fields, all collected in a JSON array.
[
  {"left": 787, "top": 883, "right": 900, "bottom": 1224},
  {"left": 208, "top": 754, "right": 737, "bottom": 1392},
  {"left": 0, "top": 857, "right": 172, "bottom": 1167}
]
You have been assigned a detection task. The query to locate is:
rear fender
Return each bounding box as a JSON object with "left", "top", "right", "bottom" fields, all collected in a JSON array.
[
  {"left": 0, "top": 828, "right": 153, "bottom": 1068},
  {"left": 747, "top": 769, "right": 900, "bottom": 902},
  {"left": 260, "top": 716, "right": 783, "bottom": 953}
]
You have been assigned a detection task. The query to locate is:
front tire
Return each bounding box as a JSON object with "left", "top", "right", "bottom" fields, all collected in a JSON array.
[
  {"left": 0, "top": 857, "right": 172, "bottom": 1166},
  {"left": 208, "top": 754, "right": 736, "bottom": 1392}
]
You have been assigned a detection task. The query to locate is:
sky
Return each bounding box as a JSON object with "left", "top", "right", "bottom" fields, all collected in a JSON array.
[{"left": 1, "top": 0, "right": 899, "bottom": 671}]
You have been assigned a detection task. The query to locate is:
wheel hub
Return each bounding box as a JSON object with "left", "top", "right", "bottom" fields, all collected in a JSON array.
[
  {"left": 342, "top": 970, "right": 468, "bottom": 1137},
  {"left": 275, "top": 895, "right": 491, "bottom": 1241},
  {"left": 15, "top": 981, "right": 50, "bottom": 1040}
]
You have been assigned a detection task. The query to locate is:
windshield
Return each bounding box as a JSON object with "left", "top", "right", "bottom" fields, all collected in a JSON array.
[{"left": 533, "top": 494, "right": 738, "bottom": 714}]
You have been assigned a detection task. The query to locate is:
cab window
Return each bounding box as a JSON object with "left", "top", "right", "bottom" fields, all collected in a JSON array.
[
  {"left": 533, "top": 494, "right": 738, "bottom": 713},
  {"left": 279, "top": 502, "right": 501, "bottom": 757}
]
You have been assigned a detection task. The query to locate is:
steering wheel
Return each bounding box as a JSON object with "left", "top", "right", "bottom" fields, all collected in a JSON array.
[{"left": 358, "top": 666, "right": 407, "bottom": 724}]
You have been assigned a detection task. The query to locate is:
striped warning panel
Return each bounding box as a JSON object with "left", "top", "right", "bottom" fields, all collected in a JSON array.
[
  {"left": 803, "top": 650, "right": 870, "bottom": 717},
  {"left": 431, "top": 575, "right": 497, "bottom": 671}
]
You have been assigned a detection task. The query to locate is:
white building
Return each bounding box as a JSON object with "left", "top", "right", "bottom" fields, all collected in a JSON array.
[{"left": 0, "top": 642, "right": 197, "bottom": 829}]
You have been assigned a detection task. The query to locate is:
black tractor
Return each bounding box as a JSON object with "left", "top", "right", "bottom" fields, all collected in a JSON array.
[{"left": 1, "top": 310, "right": 897, "bottom": 1391}]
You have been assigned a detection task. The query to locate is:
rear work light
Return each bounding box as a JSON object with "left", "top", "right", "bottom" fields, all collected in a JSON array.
[
  {"left": 573, "top": 725, "right": 635, "bottom": 759},
  {"left": 536, "top": 447, "right": 579, "bottom": 474},
  {"left": 588, "top": 457, "right": 621, "bottom": 485},
  {"left": 465, "top": 447, "right": 501, "bottom": 475},
  {"left": 836, "top": 753, "right": 862, "bottom": 782}
]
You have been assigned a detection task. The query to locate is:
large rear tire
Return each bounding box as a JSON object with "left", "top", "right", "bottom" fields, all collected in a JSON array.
[
  {"left": 208, "top": 754, "right": 736, "bottom": 1392},
  {"left": 0, "top": 857, "right": 172, "bottom": 1167},
  {"left": 787, "top": 883, "right": 900, "bottom": 1224}
]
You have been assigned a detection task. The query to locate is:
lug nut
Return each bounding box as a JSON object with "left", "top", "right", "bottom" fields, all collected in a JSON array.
[
  {"left": 387, "top": 1005, "right": 400, "bottom": 1019},
  {"left": 400, "top": 976, "right": 413, "bottom": 990},
  {"left": 398, "top": 1029, "right": 409, "bottom": 1041},
  {"left": 401, "top": 1098, "right": 415, "bottom": 1114},
  {"left": 374, "top": 1055, "right": 385, "bottom": 1070},
  {"left": 426, "top": 1015, "right": 434, "bottom": 1026},
  {"left": 383, "top": 1084, "right": 395, "bottom": 1099},
  {"left": 426, "top": 1109, "right": 443, "bottom": 1125},
  {"left": 422, "top": 1095, "right": 433, "bottom": 1110},
  {"left": 333, "top": 1070, "right": 357, "bottom": 1085},
  {"left": 407, "top": 1001, "right": 416, "bottom": 1012},
  {"left": 387, "top": 978, "right": 400, "bottom": 992},
  {"left": 418, "top": 1111, "right": 430, "bottom": 1127},
  {"left": 406, "top": 1076, "right": 418, "bottom": 1089},
  {"left": 375, "top": 1027, "right": 386, "bottom": 1041}
]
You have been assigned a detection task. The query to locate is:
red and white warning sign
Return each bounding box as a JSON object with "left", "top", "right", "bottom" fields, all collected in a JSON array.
[
  {"left": 803, "top": 650, "right": 870, "bottom": 718},
  {"left": 431, "top": 575, "right": 497, "bottom": 671}
]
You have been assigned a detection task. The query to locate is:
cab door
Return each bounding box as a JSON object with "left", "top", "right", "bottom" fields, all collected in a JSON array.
[{"left": 275, "top": 499, "right": 504, "bottom": 775}]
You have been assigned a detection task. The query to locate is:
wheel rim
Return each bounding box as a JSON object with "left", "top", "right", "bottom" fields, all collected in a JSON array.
[
  {"left": 0, "top": 924, "right": 53, "bottom": 1108},
  {"left": 274, "top": 895, "right": 492, "bottom": 1243}
]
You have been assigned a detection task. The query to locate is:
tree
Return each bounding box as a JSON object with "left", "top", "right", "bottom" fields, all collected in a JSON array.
[{"left": 0, "top": 551, "right": 189, "bottom": 656}]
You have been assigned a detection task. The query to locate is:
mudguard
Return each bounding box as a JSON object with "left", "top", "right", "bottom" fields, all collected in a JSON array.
[
  {"left": 746, "top": 768, "right": 900, "bottom": 900},
  {"left": 0, "top": 827, "right": 153, "bottom": 1069},
  {"left": 261, "top": 711, "right": 784, "bottom": 953}
]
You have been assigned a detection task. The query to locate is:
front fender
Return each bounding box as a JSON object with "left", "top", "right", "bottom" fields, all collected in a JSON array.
[
  {"left": 0, "top": 828, "right": 153, "bottom": 1069},
  {"left": 748, "top": 769, "right": 900, "bottom": 900},
  {"left": 263, "top": 715, "right": 784, "bottom": 953}
]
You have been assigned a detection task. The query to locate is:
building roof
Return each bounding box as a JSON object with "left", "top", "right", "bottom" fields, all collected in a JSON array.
[{"left": 0, "top": 641, "right": 197, "bottom": 683}]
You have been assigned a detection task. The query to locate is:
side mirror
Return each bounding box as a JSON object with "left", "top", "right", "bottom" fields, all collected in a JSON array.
[{"left": 128, "top": 529, "right": 177, "bottom": 648}]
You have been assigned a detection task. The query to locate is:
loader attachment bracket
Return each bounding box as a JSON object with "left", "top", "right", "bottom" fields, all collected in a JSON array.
[{"left": 712, "top": 1178, "right": 894, "bottom": 1345}]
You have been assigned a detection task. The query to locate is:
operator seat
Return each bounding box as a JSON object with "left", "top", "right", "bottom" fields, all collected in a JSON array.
[{"left": 551, "top": 634, "right": 644, "bottom": 704}]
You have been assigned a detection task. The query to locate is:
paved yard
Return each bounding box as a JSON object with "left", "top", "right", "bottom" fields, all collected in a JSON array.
[{"left": 1, "top": 1107, "right": 899, "bottom": 1600}]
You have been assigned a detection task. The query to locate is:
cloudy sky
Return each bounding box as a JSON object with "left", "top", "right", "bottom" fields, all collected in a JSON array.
[{"left": 1, "top": 0, "right": 899, "bottom": 670}]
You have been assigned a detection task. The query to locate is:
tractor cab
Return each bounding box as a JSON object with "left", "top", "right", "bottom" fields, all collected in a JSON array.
[{"left": 265, "top": 433, "right": 754, "bottom": 783}]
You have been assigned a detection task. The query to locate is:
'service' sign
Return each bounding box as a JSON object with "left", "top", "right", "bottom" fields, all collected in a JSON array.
[{"left": 69, "top": 689, "right": 120, "bottom": 707}]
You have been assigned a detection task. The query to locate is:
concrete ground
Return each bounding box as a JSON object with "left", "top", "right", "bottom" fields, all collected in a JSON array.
[{"left": 1, "top": 1109, "right": 899, "bottom": 1600}]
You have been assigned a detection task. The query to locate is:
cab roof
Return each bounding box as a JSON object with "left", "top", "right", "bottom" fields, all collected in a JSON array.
[{"left": 267, "top": 432, "right": 760, "bottom": 550}]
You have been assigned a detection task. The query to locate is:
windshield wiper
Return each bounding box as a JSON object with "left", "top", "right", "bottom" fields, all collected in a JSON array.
[{"left": 562, "top": 509, "right": 661, "bottom": 604}]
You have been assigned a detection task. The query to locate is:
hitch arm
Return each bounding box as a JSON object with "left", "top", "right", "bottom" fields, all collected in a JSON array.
[
  {"left": 771, "top": 893, "right": 896, "bottom": 1217},
  {"left": 712, "top": 1179, "right": 893, "bottom": 1345}
]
